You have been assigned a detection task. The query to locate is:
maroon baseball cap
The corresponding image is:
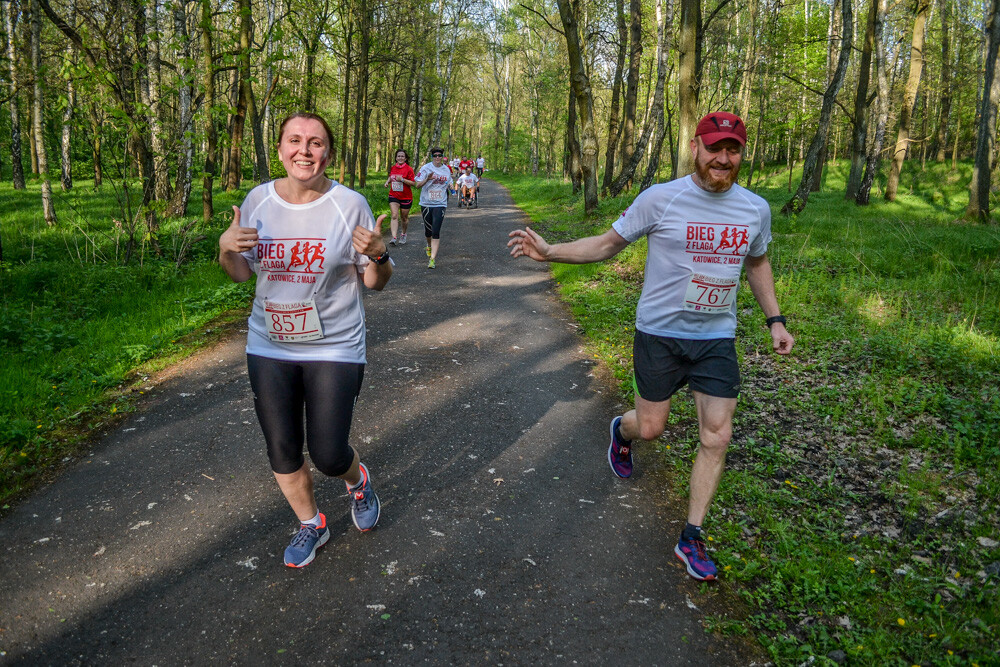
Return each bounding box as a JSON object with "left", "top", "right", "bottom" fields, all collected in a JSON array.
[{"left": 695, "top": 112, "right": 747, "bottom": 146}]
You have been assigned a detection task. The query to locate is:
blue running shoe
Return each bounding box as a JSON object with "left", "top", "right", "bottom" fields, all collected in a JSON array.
[
  {"left": 350, "top": 462, "right": 381, "bottom": 532},
  {"left": 674, "top": 532, "right": 718, "bottom": 581},
  {"left": 284, "top": 513, "right": 330, "bottom": 568},
  {"left": 608, "top": 416, "right": 634, "bottom": 479}
]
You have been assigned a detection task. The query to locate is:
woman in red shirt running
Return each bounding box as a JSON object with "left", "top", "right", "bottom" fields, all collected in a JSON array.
[{"left": 384, "top": 148, "right": 416, "bottom": 245}]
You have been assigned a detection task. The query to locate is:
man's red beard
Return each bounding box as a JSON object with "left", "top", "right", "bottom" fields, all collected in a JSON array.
[{"left": 694, "top": 159, "right": 738, "bottom": 192}]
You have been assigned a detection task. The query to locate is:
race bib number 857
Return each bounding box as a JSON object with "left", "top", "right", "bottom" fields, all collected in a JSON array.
[
  {"left": 264, "top": 299, "right": 323, "bottom": 342},
  {"left": 683, "top": 273, "right": 738, "bottom": 313}
]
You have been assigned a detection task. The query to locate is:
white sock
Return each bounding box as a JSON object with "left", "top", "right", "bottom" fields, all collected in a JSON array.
[{"left": 301, "top": 511, "right": 322, "bottom": 528}]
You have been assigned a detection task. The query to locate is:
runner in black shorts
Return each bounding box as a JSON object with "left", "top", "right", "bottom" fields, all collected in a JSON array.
[
  {"left": 632, "top": 333, "right": 740, "bottom": 402},
  {"left": 219, "top": 112, "right": 393, "bottom": 568},
  {"left": 413, "top": 147, "right": 451, "bottom": 269},
  {"left": 385, "top": 148, "right": 416, "bottom": 246},
  {"left": 509, "top": 111, "right": 794, "bottom": 583}
]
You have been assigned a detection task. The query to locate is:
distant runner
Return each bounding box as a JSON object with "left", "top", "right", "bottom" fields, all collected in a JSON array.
[
  {"left": 475, "top": 154, "right": 485, "bottom": 178},
  {"left": 219, "top": 112, "right": 392, "bottom": 568},
  {"left": 413, "top": 147, "right": 452, "bottom": 269},
  {"left": 384, "top": 148, "right": 416, "bottom": 246},
  {"left": 457, "top": 166, "right": 479, "bottom": 208},
  {"left": 508, "top": 112, "right": 794, "bottom": 582}
]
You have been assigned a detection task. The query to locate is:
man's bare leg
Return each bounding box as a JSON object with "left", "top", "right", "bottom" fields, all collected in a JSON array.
[{"left": 687, "top": 391, "right": 737, "bottom": 526}]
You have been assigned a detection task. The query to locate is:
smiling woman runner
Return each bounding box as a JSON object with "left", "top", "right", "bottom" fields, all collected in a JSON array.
[
  {"left": 384, "top": 148, "right": 416, "bottom": 246},
  {"left": 218, "top": 111, "right": 393, "bottom": 568}
]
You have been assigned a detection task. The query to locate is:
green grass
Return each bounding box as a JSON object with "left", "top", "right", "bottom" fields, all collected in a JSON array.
[
  {"left": 0, "top": 174, "right": 388, "bottom": 502},
  {"left": 492, "top": 161, "right": 1000, "bottom": 666}
]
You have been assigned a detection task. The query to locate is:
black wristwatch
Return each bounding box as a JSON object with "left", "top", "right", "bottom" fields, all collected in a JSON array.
[
  {"left": 371, "top": 250, "right": 390, "bottom": 265},
  {"left": 765, "top": 315, "right": 787, "bottom": 328}
]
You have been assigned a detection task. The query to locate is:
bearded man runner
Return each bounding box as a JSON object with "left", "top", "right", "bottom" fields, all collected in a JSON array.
[{"left": 507, "top": 112, "right": 794, "bottom": 581}]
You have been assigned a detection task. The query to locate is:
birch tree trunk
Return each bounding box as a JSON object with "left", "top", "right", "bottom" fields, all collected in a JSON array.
[
  {"left": 609, "top": 0, "right": 672, "bottom": 196},
  {"left": 857, "top": 0, "right": 888, "bottom": 205},
  {"left": 555, "top": 0, "right": 598, "bottom": 213},
  {"left": 145, "top": 0, "right": 170, "bottom": 201},
  {"left": 224, "top": 0, "right": 253, "bottom": 191},
  {"left": 59, "top": 0, "right": 75, "bottom": 191},
  {"left": 340, "top": 4, "right": 354, "bottom": 181},
  {"left": 412, "top": 57, "right": 424, "bottom": 160},
  {"left": 4, "top": 0, "right": 26, "bottom": 189},
  {"left": 167, "top": 0, "right": 194, "bottom": 216},
  {"left": 810, "top": 1, "right": 841, "bottom": 192},
  {"left": 431, "top": 7, "right": 460, "bottom": 148},
  {"left": 736, "top": 0, "right": 759, "bottom": 116},
  {"left": 845, "top": 0, "right": 878, "bottom": 200},
  {"left": 601, "top": 0, "right": 627, "bottom": 193},
  {"left": 934, "top": 0, "right": 952, "bottom": 161},
  {"left": 675, "top": 0, "right": 700, "bottom": 178},
  {"left": 783, "top": 0, "right": 852, "bottom": 214},
  {"left": 355, "top": 0, "right": 371, "bottom": 188},
  {"left": 566, "top": 87, "right": 582, "bottom": 193},
  {"left": 503, "top": 56, "right": 512, "bottom": 170},
  {"left": 620, "top": 0, "right": 642, "bottom": 167},
  {"left": 639, "top": 0, "right": 673, "bottom": 192},
  {"left": 29, "top": 0, "right": 55, "bottom": 224},
  {"left": 89, "top": 105, "right": 102, "bottom": 187},
  {"left": 201, "top": 0, "right": 217, "bottom": 221},
  {"left": 885, "top": 0, "right": 931, "bottom": 201},
  {"left": 967, "top": 0, "right": 1000, "bottom": 220}
]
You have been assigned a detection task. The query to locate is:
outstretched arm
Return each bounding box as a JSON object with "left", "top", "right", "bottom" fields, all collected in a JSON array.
[
  {"left": 508, "top": 226, "right": 629, "bottom": 264},
  {"left": 744, "top": 253, "right": 794, "bottom": 355}
]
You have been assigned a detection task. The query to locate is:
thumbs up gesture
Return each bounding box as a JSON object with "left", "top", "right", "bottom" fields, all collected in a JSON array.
[{"left": 219, "top": 205, "right": 258, "bottom": 254}]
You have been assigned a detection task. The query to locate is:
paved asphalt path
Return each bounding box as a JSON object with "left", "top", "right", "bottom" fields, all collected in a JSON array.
[{"left": 0, "top": 181, "right": 757, "bottom": 665}]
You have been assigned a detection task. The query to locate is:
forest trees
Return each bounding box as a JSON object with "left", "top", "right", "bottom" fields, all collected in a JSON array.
[{"left": 0, "top": 0, "right": 997, "bottom": 237}]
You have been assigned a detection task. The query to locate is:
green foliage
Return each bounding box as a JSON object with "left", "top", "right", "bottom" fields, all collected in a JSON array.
[
  {"left": 496, "top": 165, "right": 1000, "bottom": 666},
  {"left": 0, "top": 179, "right": 252, "bottom": 499}
]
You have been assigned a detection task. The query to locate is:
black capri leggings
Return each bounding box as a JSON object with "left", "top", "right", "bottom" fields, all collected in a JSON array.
[
  {"left": 421, "top": 206, "right": 446, "bottom": 239},
  {"left": 247, "top": 354, "right": 364, "bottom": 477}
]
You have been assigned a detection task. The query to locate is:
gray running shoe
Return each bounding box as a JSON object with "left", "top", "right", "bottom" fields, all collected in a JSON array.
[{"left": 350, "top": 462, "right": 381, "bottom": 532}]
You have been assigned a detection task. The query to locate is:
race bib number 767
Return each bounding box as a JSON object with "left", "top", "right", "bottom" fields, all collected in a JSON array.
[{"left": 683, "top": 273, "right": 738, "bottom": 313}]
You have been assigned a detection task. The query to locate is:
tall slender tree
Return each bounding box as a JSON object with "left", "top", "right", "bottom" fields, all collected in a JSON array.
[
  {"left": 845, "top": 0, "right": 879, "bottom": 200},
  {"left": 3, "top": 0, "right": 26, "bottom": 190},
  {"left": 857, "top": 0, "right": 889, "bottom": 206},
  {"left": 29, "top": 0, "right": 55, "bottom": 224},
  {"left": 968, "top": 0, "right": 1000, "bottom": 220},
  {"left": 674, "top": 0, "right": 700, "bottom": 178},
  {"left": 885, "top": 0, "right": 931, "bottom": 201},
  {"left": 555, "top": 0, "right": 598, "bottom": 213},
  {"left": 783, "top": 0, "right": 852, "bottom": 214}
]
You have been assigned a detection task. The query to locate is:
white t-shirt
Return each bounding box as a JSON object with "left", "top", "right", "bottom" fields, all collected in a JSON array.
[
  {"left": 416, "top": 162, "right": 452, "bottom": 207},
  {"left": 239, "top": 180, "right": 375, "bottom": 363},
  {"left": 458, "top": 173, "right": 478, "bottom": 189},
  {"left": 611, "top": 175, "right": 772, "bottom": 340},
  {"left": 476, "top": 157, "right": 485, "bottom": 168}
]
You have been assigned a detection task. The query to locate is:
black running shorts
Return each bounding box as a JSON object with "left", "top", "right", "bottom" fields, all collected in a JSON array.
[
  {"left": 247, "top": 354, "right": 364, "bottom": 476},
  {"left": 388, "top": 196, "right": 412, "bottom": 209},
  {"left": 632, "top": 330, "right": 740, "bottom": 402},
  {"left": 421, "top": 206, "right": 446, "bottom": 239}
]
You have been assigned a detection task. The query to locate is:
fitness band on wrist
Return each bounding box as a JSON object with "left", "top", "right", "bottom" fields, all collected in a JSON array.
[
  {"left": 765, "top": 315, "right": 787, "bottom": 328},
  {"left": 371, "top": 250, "right": 390, "bottom": 265}
]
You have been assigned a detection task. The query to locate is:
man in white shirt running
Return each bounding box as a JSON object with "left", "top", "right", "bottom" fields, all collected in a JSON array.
[{"left": 508, "top": 112, "right": 794, "bottom": 582}]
